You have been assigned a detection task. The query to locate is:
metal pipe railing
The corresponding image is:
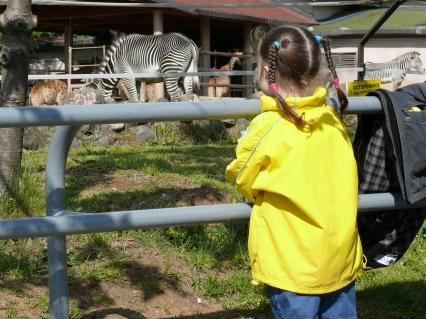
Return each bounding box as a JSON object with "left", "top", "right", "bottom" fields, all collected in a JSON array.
[
  {"left": 45, "top": 125, "right": 81, "bottom": 319},
  {"left": 0, "top": 193, "right": 424, "bottom": 240},
  {"left": 0, "top": 96, "right": 382, "bottom": 129}
]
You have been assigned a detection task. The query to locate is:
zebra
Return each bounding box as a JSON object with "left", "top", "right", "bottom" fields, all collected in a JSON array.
[
  {"left": 98, "top": 32, "right": 199, "bottom": 102},
  {"left": 364, "top": 51, "right": 425, "bottom": 90}
]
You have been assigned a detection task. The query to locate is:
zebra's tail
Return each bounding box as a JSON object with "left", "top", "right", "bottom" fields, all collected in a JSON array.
[{"left": 189, "top": 40, "right": 200, "bottom": 94}]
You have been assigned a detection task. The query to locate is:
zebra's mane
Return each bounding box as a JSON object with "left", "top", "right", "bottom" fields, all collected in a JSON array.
[{"left": 98, "top": 32, "right": 130, "bottom": 73}]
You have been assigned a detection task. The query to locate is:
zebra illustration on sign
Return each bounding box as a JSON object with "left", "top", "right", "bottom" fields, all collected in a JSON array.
[
  {"left": 98, "top": 32, "right": 199, "bottom": 102},
  {"left": 364, "top": 51, "right": 425, "bottom": 90}
]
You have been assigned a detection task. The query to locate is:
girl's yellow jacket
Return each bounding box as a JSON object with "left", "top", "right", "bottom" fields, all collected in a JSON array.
[{"left": 226, "top": 87, "right": 363, "bottom": 294}]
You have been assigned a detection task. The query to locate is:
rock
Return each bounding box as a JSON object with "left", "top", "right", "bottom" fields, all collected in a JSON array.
[
  {"left": 23, "top": 127, "right": 53, "bottom": 150},
  {"left": 80, "top": 124, "right": 95, "bottom": 135},
  {"left": 131, "top": 125, "right": 156, "bottom": 143},
  {"left": 221, "top": 118, "right": 236, "bottom": 128},
  {"left": 65, "top": 83, "right": 105, "bottom": 105},
  {"left": 109, "top": 123, "right": 125, "bottom": 132},
  {"left": 225, "top": 118, "right": 250, "bottom": 141},
  {"left": 189, "top": 120, "right": 227, "bottom": 143},
  {"left": 76, "top": 124, "right": 116, "bottom": 147},
  {"left": 98, "top": 131, "right": 117, "bottom": 146},
  {"left": 192, "top": 120, "right": 225, "bottom": 132}
]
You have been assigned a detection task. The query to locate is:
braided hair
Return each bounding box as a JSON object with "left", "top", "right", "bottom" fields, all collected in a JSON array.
[
  {"left": 258, "top": 25, "right": 348, "bottom": 123},
  {"left": 320, "top": 37, "right": 348, "bottom": 115},
  {"left": 266, "top": 42, "right": 304, "bottom": 126}
]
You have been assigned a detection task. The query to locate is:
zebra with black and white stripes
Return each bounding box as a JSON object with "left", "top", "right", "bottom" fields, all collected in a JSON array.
[
  {"left": 98, "top": 32, "right": 199, "bottom": 102},
  {"left": 364, "top": 51, "right": 425, "bottom": 90}
]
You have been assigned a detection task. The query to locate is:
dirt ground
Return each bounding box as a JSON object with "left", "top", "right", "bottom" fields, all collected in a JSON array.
[{"left": 0, "top": 237, "right": 268, "bottom": 319}]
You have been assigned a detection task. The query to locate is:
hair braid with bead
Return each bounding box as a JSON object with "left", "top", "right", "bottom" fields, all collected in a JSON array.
[
  {"left": 267, "top": 43, "right": 304, "bottom": 126},
  {"left": 321, "top": 37, "right": 348, "bottom": 115}
]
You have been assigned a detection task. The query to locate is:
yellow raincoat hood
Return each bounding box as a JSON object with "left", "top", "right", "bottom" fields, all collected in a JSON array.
[{"left": 226, "top": 88, "right": 363, "bottom": 294}]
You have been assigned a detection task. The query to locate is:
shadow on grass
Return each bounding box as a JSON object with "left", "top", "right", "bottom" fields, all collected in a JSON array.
[
  {"left": 69, "top": 261, "right": 185, "bottom": 310},
  {"left": 83, "top": 280, "right": 426, "bottom": 319},
  {"left": 68, "top": 186, "right": 230, "bottom": 212},
  {"left": 85, "top": 308, "right": 147, "bottom": 319},
  {"left": 357, "top": 280, "right": 426, "bottom": 319},
  {"left": 66, "top": 145, "right": 235, "bottom": 199},
  {"left": 85, "top": 308, "right": 271, "bottom": 319},
  {"left": 157, "top": 310, "right": 272, "bottom": 319},
  {"left": 67, "top": 186, "right": 247, "bottom": 258}
]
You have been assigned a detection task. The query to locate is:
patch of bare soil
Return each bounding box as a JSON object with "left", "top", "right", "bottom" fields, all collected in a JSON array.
[{"left": 0, "top": 248, "right": 217, "bottom": 318}]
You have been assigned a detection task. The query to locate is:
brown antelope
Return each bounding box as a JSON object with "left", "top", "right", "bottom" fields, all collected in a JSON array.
[
  {"left": 208, "top": 52, "right": 242, "bottom": 98},
  {"left": 29, "top": 79, "right": 68, "bottom": 106}
]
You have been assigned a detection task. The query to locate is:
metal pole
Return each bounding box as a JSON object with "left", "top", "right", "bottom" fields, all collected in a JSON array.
[
  {"left": 64, "top": 22, "right": 73, "bottom": 93},
  {"left": 46, "top": 125, "right": 81, "bottom": 319},
  {"left": 0, "top": 193, "right": 424, "bottom": 240},
  {"left": 0, "top": 204, "right": 252, "bottom": 239},
  {"left": 243, "top": 22, "right": 254, "bottom": 97},
  {"left": 357, "top": 0, "right": 406, "bottom": 80},
  {"left": 1, "top": 70, "right": 257, "bottom": 81},
  {"left": 0, "top": 96, "right": 383, "bottom": 128},
  {"left": 200, "top": 16, "right": 211, "bottom": 97}
]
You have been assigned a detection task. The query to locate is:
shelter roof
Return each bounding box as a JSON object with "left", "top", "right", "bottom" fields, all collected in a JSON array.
[
  {"left": 0, "top": 1, "right": 318, "bottom": 28},
  {"left": 15, "top": 1, "right": 424, "bottom": 30},
  {"left": 147, "top": 0, "right": 318, "bottom": 25}
]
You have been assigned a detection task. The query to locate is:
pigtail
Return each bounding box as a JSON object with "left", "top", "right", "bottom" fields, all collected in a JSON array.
[
  {"left": 267, "top": 43, "right": 304, "bottom": 127},
  {"left": 267, "top": 44, "right": 277, "bottom": 85},
  {"left": 321, "top": 37, "right": 348, "bottom": 116}
]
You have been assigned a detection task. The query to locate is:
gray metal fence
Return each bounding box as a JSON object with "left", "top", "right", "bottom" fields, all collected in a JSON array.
[{"left": 0, "top": 97, "right": 424, "bottom": 319}]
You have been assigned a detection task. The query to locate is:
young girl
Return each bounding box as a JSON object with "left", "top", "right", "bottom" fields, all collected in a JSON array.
[{"left": 225, "top": 26, "right": 363, "bottom": 318}]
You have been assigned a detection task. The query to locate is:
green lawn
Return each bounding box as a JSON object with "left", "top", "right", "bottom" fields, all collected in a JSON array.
[
  {"left": 314, "top": 8, "right": 426, "bottom": 31},
  {"left": 0, "top": 143, "right": 424, "bottom": 318}
]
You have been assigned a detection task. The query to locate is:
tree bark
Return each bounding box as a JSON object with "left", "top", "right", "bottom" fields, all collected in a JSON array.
[{"left": 0, "top": 0, "right": 36, "bottom": 195}]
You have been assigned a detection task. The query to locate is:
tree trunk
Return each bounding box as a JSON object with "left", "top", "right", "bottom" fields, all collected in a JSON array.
[{"left": 0, "top": 0, "right": 36, "bottom": 195}]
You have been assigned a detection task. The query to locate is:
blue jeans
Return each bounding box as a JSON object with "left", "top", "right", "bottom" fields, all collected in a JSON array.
[{"left": 267, "top": 282, "right": 357, "bottom": 319}]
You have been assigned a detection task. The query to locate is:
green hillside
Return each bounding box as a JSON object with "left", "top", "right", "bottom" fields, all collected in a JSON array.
[{"left": 314, "top": 8, "right": 426, "bottom": 31}]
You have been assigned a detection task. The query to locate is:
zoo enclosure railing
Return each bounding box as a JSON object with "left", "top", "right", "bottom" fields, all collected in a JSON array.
[
  {"left": 0, "top": 97, "right": 426, "bottom": 318},
  {"left": 67, "top": 45, "right": 107, "bottom": 92},
  {"left": 1, "top": 69, "right": 423, "bottom": 86},
  {"left": 199, "top": 51, "right": 255, "bottom": 94}
]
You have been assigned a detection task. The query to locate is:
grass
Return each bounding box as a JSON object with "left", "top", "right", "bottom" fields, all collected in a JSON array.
[
  {"left": 314, "top": 8, "right": 426, "bottom": 31},
  {"left": 0, "top": 142, "right": 424, "bottom": 318},
  {"left": 357, "top": 228, "right": 426, "bottom": 319}
]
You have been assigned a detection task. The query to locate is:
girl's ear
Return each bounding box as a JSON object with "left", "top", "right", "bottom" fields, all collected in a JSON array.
[{"left": 263, "top": 65, "right": 269, "bottom": 80}]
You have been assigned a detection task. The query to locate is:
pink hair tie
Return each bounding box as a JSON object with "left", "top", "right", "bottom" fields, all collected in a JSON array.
[
  {"left": 270, "top": 83, "right": 279, "bottom": 93},
  {"left": 332, "top": 78, "right": 340, "bottom": 89}
]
